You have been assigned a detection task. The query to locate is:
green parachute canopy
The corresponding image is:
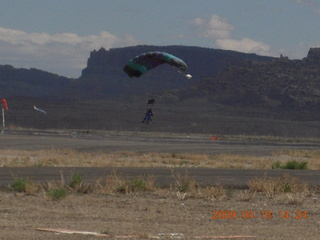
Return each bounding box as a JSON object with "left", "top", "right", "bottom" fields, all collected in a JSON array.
[{"left": 123, "top": 51, "right": 188, "bottom": 78}]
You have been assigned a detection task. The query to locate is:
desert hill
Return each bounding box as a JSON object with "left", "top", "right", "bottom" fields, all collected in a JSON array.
[
  {"left": 73, "top": 45, "right": 273, "bottom": 99},
  {"left": 1, "top": 45, "right": 320, "bottom": 137},
  {"left": 0, "top": 45, "right": 273, "bottom": 100},
  {"left": 170, "top": 48, "right": 320, "bottom": 114},
  {"left": 0, "top": 65, "right": 72, "bottom": 100}
]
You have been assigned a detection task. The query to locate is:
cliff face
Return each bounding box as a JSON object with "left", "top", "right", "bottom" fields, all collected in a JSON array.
[
  {"left": 81, "top": 45, "right": 273, "bottom": 79},
  {"left": 305, "top": 48, "right": 320, "bottom": 62},
  {"left": 0, "top": 45, "right": 274, "bottom": 100},
  {"left": 77, "top": 45, "right": 274, "bottom": 98}
]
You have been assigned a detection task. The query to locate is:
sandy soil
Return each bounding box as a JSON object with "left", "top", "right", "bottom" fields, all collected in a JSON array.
[
  {"left": 1, "top": 189, "right": 319, "bottom": 240},
  {"left": 1, "top": 131, "right": 319, "bottom": 239}
]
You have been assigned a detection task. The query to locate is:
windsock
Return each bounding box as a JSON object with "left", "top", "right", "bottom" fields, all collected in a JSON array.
[{"left": 1, "top": 99, "right": 8, "bottom": 110}]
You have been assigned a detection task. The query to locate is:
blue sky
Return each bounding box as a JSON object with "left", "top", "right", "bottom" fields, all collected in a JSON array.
[{"left": 0, "top": 0, "right": 319, "bottom": 78}]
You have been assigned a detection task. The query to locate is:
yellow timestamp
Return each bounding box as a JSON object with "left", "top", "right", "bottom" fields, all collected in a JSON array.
[{"left": 212, "top": 210, "right": 307, "bottom": 220}]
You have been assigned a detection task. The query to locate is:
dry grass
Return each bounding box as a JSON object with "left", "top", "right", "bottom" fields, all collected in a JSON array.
[
  {"left": 2, "top": 145, "right": 318, "bottom": 204},
  {"left": 248, "top": 173, "right": 314, "bottom": 205},
  {"left": 271, "top": 149, "right": 320, "bottom": 169},
  {"left": 2, "top": 132, "right": 320, "bottom": 239},
  {"left": 7, "top": 170, "right": 229, "bottom": 202},
  {"left": 249, "top": 174, "right": 311, "bottom": 195},
  {"left": 4, "top": 169, "right": 319, "bottom": 239},
  {"left": 1, "top": 148, "right": 320, "bottom": 169},
  {"left": 10, "top": 170, "right": 315, "bottom": 206}
]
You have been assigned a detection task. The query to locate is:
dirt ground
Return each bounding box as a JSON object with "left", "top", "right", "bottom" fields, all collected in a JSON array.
[
  {"left": 1, "top": 131, "right": 320, "bottom": 239},
  {"left": 1, "top": 189, "right": 319, "bottom": 240}
]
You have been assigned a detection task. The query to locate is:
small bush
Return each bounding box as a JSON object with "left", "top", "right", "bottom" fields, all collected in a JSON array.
[
  {"left": 248, "top": 174, "right": 310, "bottom": 198},
  {"left": 98, "top": 170, "right": 156, "bottom": 194},
  {"left": 101, "top": 171, "right": 127, "bottom": 194},
  {"left": 68, "top": 173, "right": 93, "bottom": 194},
  {"left": 272, "top": 160, "right": 308, "bottom": 170},
  {"left": 271, "top": 161, "right": 282, "bottom": 169},
  {"left": 69, "top": 173, "right": 83, "bottom": 187},
  {"left": 130, "top": 178, "right": 147, "bottom": 191},
  {"left": 283, "top": 160, "right": 308, "bottom": 170},
  {"left": 203, "top": 185, "right": 226, "bottom": 201},
  {"left": 47, "top": 188, "right": 67, "bottom": 201},
  {"left": 277, "top": 193, "right": 306, "bottom": 205},
  {"left": 11, "top": 178, "right": 28, "bottom": 192},
  {"left": 171, "top": 169, "right": 196, "bottom": 192},
  {"left": 113, "top": 178, "right": 150, "bottom": 193}
]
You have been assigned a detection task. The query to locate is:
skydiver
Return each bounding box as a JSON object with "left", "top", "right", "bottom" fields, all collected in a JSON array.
[{"left": 142, "top": 108, "right": 153, "bottom": 124}]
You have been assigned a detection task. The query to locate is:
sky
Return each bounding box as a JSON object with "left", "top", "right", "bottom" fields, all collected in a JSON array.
[{"left": 0, "top": 0, "right": 319, "bottom": 78}]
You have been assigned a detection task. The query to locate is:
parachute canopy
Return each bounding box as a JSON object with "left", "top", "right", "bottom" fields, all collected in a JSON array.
[{"left": 123, "top": 51, "right": 188, "bottom": 78}]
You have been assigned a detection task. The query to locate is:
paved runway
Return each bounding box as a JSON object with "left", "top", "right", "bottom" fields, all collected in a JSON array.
[
  {"left": 0, "top": 130, "right": 319, "bottom": 155},
  {"left": 1, "top": 167, "right": 320, "bottom": 188},
  {"left": 0, "top": 130, "right": 319, "bottom": 188}
]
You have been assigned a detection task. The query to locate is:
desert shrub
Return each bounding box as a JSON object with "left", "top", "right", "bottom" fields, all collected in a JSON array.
[
  {"left": 99, "top": 171, "right": 154, "bottom": 194},
  {"left": 272, "top": 160, "right": 308, "bottom": 170},
  {"left": 271, "top": 161, "right": 282, "bottom": 169},
  {"left": 237, "top": 190, "right": 256, "bottom": 202},
  {"left": 11, "top": 178, "right": 28, "bottom": 192},
  {"left": 171, "top": 169, "right": 196, "bottom": 192},
  {"left": 69, "top": 173, "right": 83, "bottom": 187},
  {"left": 248, "top": 174, "right": 310, "bottom": 198},
  {"left": 101, "top": 171, "right": 126, "bottom": 194},
  {"left": 283, "top": 160, "right": 308, "bottom": 169},
  {"left": 115, "top": 177, "right": 154, "bottom": 193},
  {"left": 69, "top": 173, "right": 94, "bottom": 194},
  {"left": 202, "top": 185, "right": 226, "bottom": 201},
  {"left": 47, "top": 188, "right": 67, "bottom": 200},
  {"left": 129, "top": 178, "right": 147, "bottom": 192},
  {"left": 276, "top": 192, "right": 306, "bottom": 205}
]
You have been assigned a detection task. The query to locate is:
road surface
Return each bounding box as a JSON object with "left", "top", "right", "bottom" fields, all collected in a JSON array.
[
  {"left": 0, "top": 129, "right": 319, "bottom": 155},
  {"left": 0, "top": 130, "right": 319, "bottom": 187}
]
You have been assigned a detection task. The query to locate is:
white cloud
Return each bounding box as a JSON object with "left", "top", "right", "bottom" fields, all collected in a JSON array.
[
  {"left": 192, "top": 14, "right": 271, "bottom": 56},
  {"left": 192, "top": 17, "right": 204, "bottom": 26},
  {"left": 0, "top": 27, "right": 139, "bottom": 77},
  {"left": 216, "top": 38, "right": 271, "bottom": 56},
  {"left": 192, "top": 15, "right": 233, "bottom": 39}
]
